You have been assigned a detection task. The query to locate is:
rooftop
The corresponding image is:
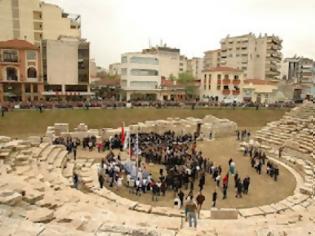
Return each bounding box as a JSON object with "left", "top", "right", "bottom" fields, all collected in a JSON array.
[
  {"left": 0, "top": 39, "right": 39, "bottom": 50},
  {"left": 203, "top": 66, "right": 242, "bottom": 73}
]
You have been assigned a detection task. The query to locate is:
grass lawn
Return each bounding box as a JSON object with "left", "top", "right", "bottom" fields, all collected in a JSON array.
[{"left": 0, "top": 107, "right": 289, "bottom": 137}]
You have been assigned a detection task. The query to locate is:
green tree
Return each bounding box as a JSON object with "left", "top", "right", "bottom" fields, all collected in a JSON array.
[{"left": 177, "top": 72, "right": 198, "bottom": 99}]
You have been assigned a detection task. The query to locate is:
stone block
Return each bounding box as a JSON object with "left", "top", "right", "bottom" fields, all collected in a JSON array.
[
  {"left": 26, "top": 208, "right": 55, "bottom": 223},
  {"left": 210, "top": 208, "right": 238, "bottom": 219},
  {"left": 0, "top": 191, "right": 22, "bottom": 206}
]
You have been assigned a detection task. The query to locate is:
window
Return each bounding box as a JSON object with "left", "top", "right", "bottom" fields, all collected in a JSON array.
[
  {"left": 121, "top": 56, "right": 127, "bottom": 63},
  {"left": 3, "top": 50, "right": 18, "bottom": 62},
  {"left": 6, "top": 67, "right": 18, "bottom": 81},
  {"left": 223, "top": 85, "right": 229, "bottom": 90},
  {"left": 121, "top": 68, "right": 127, "bottom": 75},
  {"left": 208, "top": 74, "right": 211, "bottom": 90},
  {"left": 256, "top": 54, "right": 260, "bottom": 58},
  {"left": 27, "top": 67, "right": 37, "bottom": 78},
  {"left": 234, "top": 75, "right": 239, "bottom": 80},
  {"left": 27, "top": 51, "right": 36, "bottom": 60},
  {"left": 33, "top": 85, "right": 38, "bottom": 93},
  {"left": 130, "top": 56, "right": 158, "bottom": 65},
  {"left": 224, "top": 74, "right": 229, "bottom": 80},
  {"left": 130, "top": 69, "right": 158, "bottom": 76},
  {"left": 25, "top": 84, "right": 31, "bottom": 93}
]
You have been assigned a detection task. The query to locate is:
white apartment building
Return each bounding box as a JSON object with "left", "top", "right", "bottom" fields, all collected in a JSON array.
[
  {"left": 143, "top": 46, "right": 184, "bottom": 79},
  {"left": 203, "top": 49, "right": 220, "bottom": 71},
  {"left": 281, "top": 57, "right": 315, "bottom": 83},
  {"left": 120, "top": 52, "right": 161, "bottom": 100},
  {"left": 199, "top": 67, "right": 243, "bottom": 102},
  {"left": 219, "top": 33, "right": 282, "bottom": 80},
  {"left": 187, "top": 57, "right": 204, "bottom": 80},
  {"left": 0, "top": 0, "right": 81, "bottom": 44}
]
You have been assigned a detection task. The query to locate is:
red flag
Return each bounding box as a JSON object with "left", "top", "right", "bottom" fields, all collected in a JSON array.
[{"left": 121, "top": 123, "right": 125, "bottom": 145}]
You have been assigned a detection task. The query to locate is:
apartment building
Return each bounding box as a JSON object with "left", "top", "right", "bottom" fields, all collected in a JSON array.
[
  {"left": 187, "top": 57, "right": 203, "bottom": 80},
  {"left": 0, "top": 0, "right": 81, "bottom": 44},
  {"left": 281, "top": 57, "right": 315, "bottom": 83},
  {"left": 203, "top": 49, "right": 220, "bottom": 71},
  {"left": 109, "top": 63, "right": 121, "bottom": 76},
  {"left": 0, "top": 39, "right": 44, "bottom": 102},
  {"left": 120, "top": 52, "right": 160, "bottom": 100},
  {"left": 199, "top": 67, "right": 243, "bottom": 102},
  {"left": 219, "top": 33, "right": 282, "bottom": 80},
  {"left": 41, "top": 37, "right": 91, "bottom": 99},
  {"left": 143, "top": 46, "right": 184, "bottom": 79}
]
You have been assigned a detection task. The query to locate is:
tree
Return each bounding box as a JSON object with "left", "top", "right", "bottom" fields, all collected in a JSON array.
[{"left": 177, "top": 72, "right": 198, "bottom": 99}]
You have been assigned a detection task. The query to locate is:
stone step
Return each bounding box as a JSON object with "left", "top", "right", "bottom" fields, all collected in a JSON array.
[
  {"left": 53, "top": 150, "right": 68, "bottom": 168},
  {"left": 47, "top": 148, "right": 63, "bottom": 165}
]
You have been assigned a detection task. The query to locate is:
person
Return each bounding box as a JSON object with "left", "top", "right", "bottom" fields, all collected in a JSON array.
[
  {"left": 223, "top": 184, "right": 228, "bottom": 199},
  {"left": 235, "top": 180, "right": 243, "bottom": 198},
  {"left": 72, "top": 172, "right": 79, "bottom": 189},
  {"left": 212, "top": 190, "right": 217, "bottom": 207},
  {"left": 185, "top": 197, "right": 198, "bottom": 228},
  {"left": 73, "top": 146, "right": 77, "bottom": 161},
  {"left": 0, "top": 106, "right": 4, "bottom": 117},
  {"left": 178, "top": 189, "right": 185, "bottom": 208},
  {"left": 215, "top": 174, "right": 221, "bottom": 187},
  {"left": 152, "top": 182, "right": 159, "bottom": 201},
  {"left": 196, "top": 191, "right": 205, "bottom": 218},
  {"left": 243, "top": 177, "right": 250, "bottom": 194},
  {"left": 98, "top": 172, "right": 104, "bottom": 188},
  {"left": 198, "top": 173, "right": 205, "bottom": 191}
]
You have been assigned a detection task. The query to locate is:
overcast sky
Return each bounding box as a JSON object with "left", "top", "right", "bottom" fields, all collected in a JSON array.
[{"left": 45, "top": 0, "right": 315, "bottom": 68}]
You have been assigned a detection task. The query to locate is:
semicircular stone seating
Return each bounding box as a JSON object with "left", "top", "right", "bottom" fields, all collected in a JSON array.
[{"left": 0, "top": 102, "right": 314, "bottom": 236}]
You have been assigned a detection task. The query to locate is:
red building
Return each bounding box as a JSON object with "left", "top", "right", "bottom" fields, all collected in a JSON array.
[{"left": 0, "top": 39, "right": 44, "bottom": 102}]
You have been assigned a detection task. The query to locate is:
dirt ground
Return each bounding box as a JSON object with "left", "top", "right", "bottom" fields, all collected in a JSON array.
[{"left": 80, "top": 136, "right": 296, "bottom": 209}]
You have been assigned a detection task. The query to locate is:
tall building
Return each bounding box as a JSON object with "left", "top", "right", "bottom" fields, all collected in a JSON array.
[
  {"left": 187, "top": 57, "right": 203, "bottom": 80},
  {"left": 0, "top": 0, "right": 81, "bottom": 44},
  {"left": 0, "top": 39, "right": 44, "bottom": 102},
  {"left": 143, "top": 46, "right": 184, "bottom": 79},
  {"left": 219, "top": 33, "right": 282, "bottom": 80},
  {"left": 120, "top": 52, "right": 160, "bottom": 100},
  {"left": 203, "top": 49, "right": 220, "bottom": 71},
  {"left": 41, "top": 37, "right": 91, "bottom": 99},
  {"left": 0, "top": 0, "right": 93, "bottom": 100},
  {"left": 281, "top": 57, "right": 315, "bottom": 83}
]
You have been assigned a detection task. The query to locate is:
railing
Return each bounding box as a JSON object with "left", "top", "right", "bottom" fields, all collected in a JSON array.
[
  {"left": 222, "top": 79, "right": 231, "bottom": 85},
  {"left": 222, "top": 89, "right": 230, "bottom": 95},
  {"left": 232, "top": 90, "right": 240, "bottom": 95},
  {"left": 232, "top": 79, "right": 240, "bottom": 85}
]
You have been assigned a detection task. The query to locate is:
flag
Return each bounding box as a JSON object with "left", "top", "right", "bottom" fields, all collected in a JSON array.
[{"left": 121, "top": 122, "right": 125, "bottom": 145}]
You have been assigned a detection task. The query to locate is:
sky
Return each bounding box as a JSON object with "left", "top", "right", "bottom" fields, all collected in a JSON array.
[{"left": 45, "top": 0, "right": 315, "bottom": 68}]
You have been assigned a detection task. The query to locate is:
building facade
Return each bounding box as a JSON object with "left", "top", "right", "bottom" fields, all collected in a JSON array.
[
  {"left": 281, "top": 57, "right": 315, "bottom": 83},
  {"left": 0, "top": 39, "right": 43, "bottom": 102},
  {"left": 0, "top": 0, "right": 81, "bottom": 44},
  {"left": 41, "top": 37, "right": 91, "bottom": 100},
  {"left": 199, "top": 67, "right": 243, "bottom": 102},
  {"left": 219, "top": 33, "right": 282, "bottom": 80},
  {"left": 187, "top": 57, "right": 203, "bottom": 80},
  {"left": 143, "top": 46, "right": 184, "bottom": 79},
  {"left": 109, "top": 62, "right": 121, "bottom": 76},
  {"left": 203, "top": 49, "right": 221, "bottom": 71},
  {"left": 120, "top": 52, "right": 161, "bottom": 100}
]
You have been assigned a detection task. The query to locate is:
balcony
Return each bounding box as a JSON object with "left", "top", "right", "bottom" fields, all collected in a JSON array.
[
  {"left": 222, "top": 89, "right": 230, "bottom": 95},
  {"left": 232, "top": 79, "right": 240, "bottom": 85},
  {"left": 222, "top": 78, "right": 231, "bottom": 85},
  {"left": 232, "top": 90, "right": 240, "bottom": 95}
]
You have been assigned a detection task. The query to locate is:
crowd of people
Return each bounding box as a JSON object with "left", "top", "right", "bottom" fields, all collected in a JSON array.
[{"left": 65, "top": 128, "right": 284, "bottom": 229}]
